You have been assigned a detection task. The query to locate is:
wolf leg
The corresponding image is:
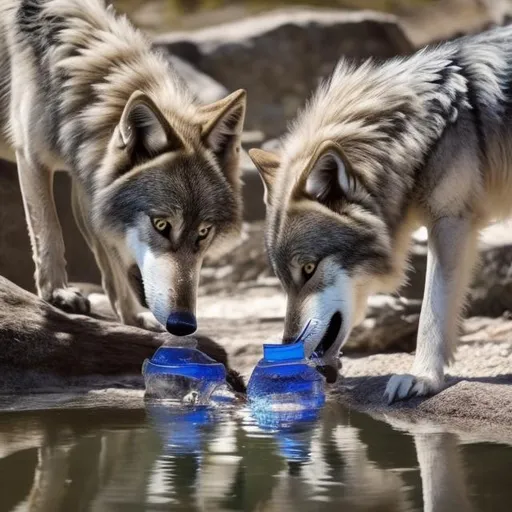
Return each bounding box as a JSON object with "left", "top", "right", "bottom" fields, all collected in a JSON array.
[
  {"left": 16, "top": 151, "right": 90, "bottom": 314},
  {"left": 385, "top": 216, "right": 478, "bottom": 403},
  {"left": 414, "top": 432, "right": 473, "bottom": 512}
]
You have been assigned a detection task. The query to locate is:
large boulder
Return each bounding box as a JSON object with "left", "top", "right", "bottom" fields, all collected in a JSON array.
[{"left": 155, "top": 9, "right": 414, "bottom": 138}]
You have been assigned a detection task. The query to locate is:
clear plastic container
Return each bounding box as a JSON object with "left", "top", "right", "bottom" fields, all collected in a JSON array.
[
  {"left": 142, "top": 345, "right": 229, "bottom": 405},
  {"left": 247, "top": 339, "right": 326, "bottom": 412}
]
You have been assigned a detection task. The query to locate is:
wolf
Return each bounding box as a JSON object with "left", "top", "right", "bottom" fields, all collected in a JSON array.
[
  {"left": 0, "top": 0, "right": 246, "bottom": 335},
  {"left": 249, "top": 26, "right": 512, "bottom": 402}
]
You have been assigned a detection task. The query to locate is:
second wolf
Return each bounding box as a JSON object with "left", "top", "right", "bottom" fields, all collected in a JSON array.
[
  {"left": 0, "top": 0, "right": 246, "bottom": 334},
  {"left": 250, "top": 26, "right": 512, "bottom": 401}
]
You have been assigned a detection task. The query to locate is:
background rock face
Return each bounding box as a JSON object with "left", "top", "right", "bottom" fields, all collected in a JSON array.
[{"left": 155, "top": 9, "right": 413, "bottom": 138}]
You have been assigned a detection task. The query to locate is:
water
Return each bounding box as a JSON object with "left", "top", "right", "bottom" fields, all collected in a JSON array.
[{"left": 0, "top": 399, "right": 511, "bottom": 512}]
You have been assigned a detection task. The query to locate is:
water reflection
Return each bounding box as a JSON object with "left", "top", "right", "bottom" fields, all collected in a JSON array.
[{"left": 0, "top": 402, "right": 511, "bottom": 511}]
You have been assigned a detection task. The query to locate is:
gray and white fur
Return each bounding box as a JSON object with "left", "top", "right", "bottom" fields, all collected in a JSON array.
[
  {"left": 250, "top": 26, "right": 512, "bottom": 401},
  {"left": 0, "top": 0, "right": 246, "bottom": 334}
]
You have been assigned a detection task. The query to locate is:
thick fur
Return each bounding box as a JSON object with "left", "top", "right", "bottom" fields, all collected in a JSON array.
[
  {"left": 250, "top": 26, "right": 512, "bottom": 401},
  {"left": 0, "top": 0, "right": 246, "bottom": 330}
]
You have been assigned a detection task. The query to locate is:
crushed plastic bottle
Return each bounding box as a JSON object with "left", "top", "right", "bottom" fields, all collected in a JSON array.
[
  {"left": 142, "top": 343, "right": 235, "bottom": 406},
  {"left": 247, "top": 319, "right": 326, "bottom": 412}
]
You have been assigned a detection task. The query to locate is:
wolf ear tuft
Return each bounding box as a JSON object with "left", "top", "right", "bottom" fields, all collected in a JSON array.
[
  {"left": 300, "top": 141, "right": 355, "bottom": 204},
  {"left": 117, "top": 91, "right": 184, "bottom": 157},
  {"left": 248, "top": 148, "right": 280, "bottom": 206},
  {"left": 199, "top": 89, "right": 246, "bottom": 186}
]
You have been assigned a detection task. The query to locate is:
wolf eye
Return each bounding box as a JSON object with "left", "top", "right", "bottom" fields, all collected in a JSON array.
[
  {"left": 303, "top": 262, "right": 317, "bottom": 279},
  {"left": 151, "top": 217, "right": 171, "bottom": 237},
  {"left": 198, "top": 225, "right": 212, "bottom": 241}
]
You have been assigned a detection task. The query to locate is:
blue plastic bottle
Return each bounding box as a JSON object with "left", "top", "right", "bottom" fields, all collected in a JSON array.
[
  {"left": 247, "top": 322, "right": 326, "bottom": 412},
  {"left": 142, "top": 344, "right": 230, "bottom": 405}
]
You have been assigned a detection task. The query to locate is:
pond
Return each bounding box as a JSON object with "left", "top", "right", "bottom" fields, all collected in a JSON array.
[{"left": 0, "top": 396, "right": 511, "bottom": 511}]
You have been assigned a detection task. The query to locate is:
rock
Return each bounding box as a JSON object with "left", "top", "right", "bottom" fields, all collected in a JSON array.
[
  {"left": 0, "top": 276, "right": 245, "bottom": 393},
  {"left": 398, "top": 223, "right": 512, "bottom": 318},
  {"left": 202, "top": 222, "right": 272, "bottom": 295},
  {"left": 401, "top": 0, "right": 512, "bottom": 48},
  {"left": 261, "top": 138, "right": 283, "bottom": 154},
  {"left": 165, "top": 53, "right": 228, "bottom": 103},
  {"left": 345, "top": 296, "right": 421, "bottom": 354},
  {"left": 239, "top": 152, "right": 266, "bottom": 222},
  {"left": 155, "top": 9, "right": 414, "bottom": 138}
]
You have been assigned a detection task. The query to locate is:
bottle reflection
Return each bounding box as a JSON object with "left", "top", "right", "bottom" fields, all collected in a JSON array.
[{"left": 249, "top": 406, "right": 321, "bottom": 465}]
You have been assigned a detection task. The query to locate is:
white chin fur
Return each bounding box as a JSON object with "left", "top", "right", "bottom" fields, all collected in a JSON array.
[
  {"left": 302, "top": 268, "right": 356, "bottom": 361},
  {"left": 126, "top": 229, "right": 173, "bottom": 326}
]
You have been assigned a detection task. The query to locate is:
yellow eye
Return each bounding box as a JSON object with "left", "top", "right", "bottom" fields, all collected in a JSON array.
[
  {"left": 152, "top": 217, "right": 169, "bottom": 233},
  {"left": 198, "top": 226, "right": 211, "bottom": 240},
  {"left": 303, "top": 262, "right": 317, "bottom": 277}
]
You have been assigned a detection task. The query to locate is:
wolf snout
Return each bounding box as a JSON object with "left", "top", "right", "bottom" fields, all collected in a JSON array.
[{"left": 166, "top": 311, "right": 197, "bottom": 336}]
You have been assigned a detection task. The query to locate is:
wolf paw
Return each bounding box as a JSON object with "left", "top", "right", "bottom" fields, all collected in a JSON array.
[
  {"left": 136, "top": 312, "right": 165, "bottom": 332},
  {"left": 49, "top": 287, "right": 91, "bottom": 315},
  {"left": 384, "top": 374, "right": 444, "bottom": 404}
]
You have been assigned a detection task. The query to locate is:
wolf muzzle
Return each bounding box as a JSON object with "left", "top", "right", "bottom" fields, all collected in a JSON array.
[{"left": 166, "top": 311, "right": 197, "bottom": 336}]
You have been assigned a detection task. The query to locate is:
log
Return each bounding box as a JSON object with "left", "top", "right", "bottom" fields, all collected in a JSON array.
[{"left": 0, "top": 277, "right": 245, "bottom": 393}]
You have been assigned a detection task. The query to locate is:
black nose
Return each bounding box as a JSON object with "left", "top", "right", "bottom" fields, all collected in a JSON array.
[{"left": 166, "top": 312, "right": 197, "bottom": 336}]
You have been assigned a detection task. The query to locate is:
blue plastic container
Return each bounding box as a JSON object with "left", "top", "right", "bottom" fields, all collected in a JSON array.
[
  {"left": 142, "top": 345, "right": 228, "bottom": 405},
  {"left": 247, "top": 338, "right": 326, "bottom": 412}
]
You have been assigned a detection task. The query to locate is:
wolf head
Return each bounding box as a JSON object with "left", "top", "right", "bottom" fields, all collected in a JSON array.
[
  {"left": 93, "top": 89, "right": 246, "bottom": 334},
  {"left": 249, "top": 141, "right": 396, "bottom": 378}
]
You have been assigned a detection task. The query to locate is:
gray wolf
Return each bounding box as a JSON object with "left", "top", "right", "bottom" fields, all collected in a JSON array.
[
  {"left": 249, "top": 26, "right": 512, "bottom": 402},
  {"left": 0, "top": 0, "right": 246, "bottom": 334}
]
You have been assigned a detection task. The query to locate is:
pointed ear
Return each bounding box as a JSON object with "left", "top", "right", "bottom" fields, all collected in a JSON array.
[
  {"left": 297, "top": 141, "right": 355, "bottom": 204},
  {"left": 248, "top": 148, "right": 280, "bottom": 206},
  {"left": 116, "top": 91, "right": 184, "bottom": 158},
  {"left": 199, "top": 89, "right": 246, "bottom": 184}
]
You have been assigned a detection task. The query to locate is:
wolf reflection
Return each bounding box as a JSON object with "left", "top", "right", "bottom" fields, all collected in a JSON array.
[{"left": 0, "top": 404, "right": 481, "bottom": 512}]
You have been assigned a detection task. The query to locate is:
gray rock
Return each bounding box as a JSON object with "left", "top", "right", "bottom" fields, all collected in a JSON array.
[
  {"left": 166, "top": 53, "right": 228, "bottom": 103},
  {"left": 398, "top": 224, "right": 512, "bottom": 319},
  {"left": 345, "top": 296, "right": 421, "bottom": 354},
  {"left": 261, "top": 138, "right": 283, "bottom": 154},
  {"left": 155, "top": 9, "right": 413, "bottom": 138}
]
